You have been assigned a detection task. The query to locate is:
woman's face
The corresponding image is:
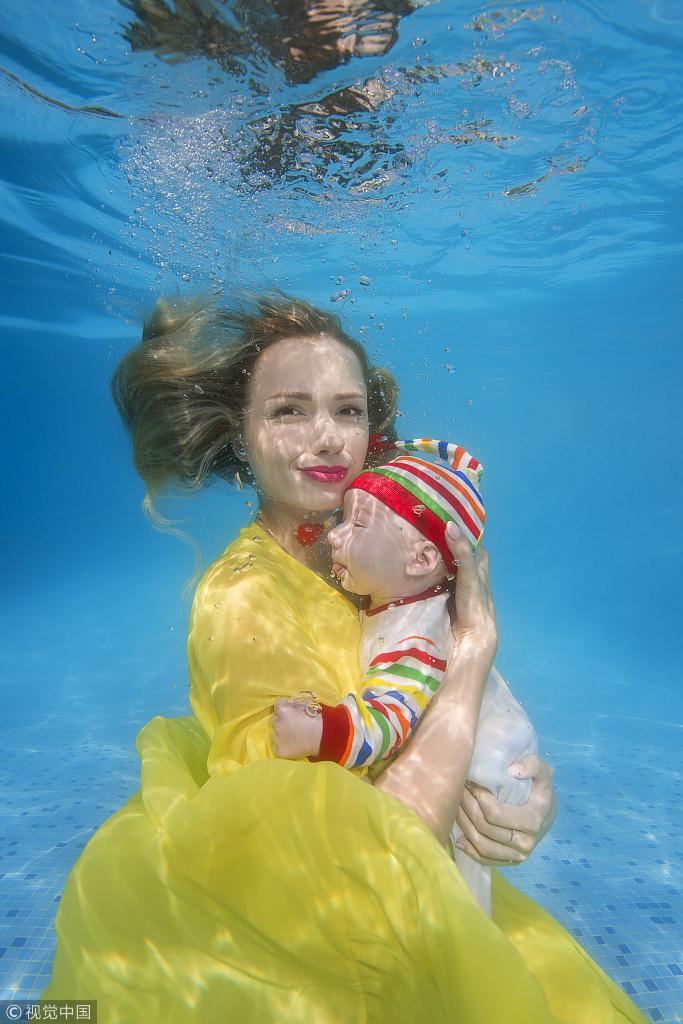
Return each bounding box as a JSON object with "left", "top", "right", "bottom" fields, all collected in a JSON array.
[{"left": 240, "top": 336, "right": 369, "bottom": 514}]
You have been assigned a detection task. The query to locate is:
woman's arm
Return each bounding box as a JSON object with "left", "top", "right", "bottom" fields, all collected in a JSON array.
[{"left": 373, "top": 523, "right": 498, "bottom": 846}]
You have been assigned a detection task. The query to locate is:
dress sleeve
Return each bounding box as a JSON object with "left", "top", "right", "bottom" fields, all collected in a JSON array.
[
  {"left": 317, "top": 633, "right": 447, "bottom": 769},
  {"left": 187, "top": 554, "right": 360, "bottom": 777}
]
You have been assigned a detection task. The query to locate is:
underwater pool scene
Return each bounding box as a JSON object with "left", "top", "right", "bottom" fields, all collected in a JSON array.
[{"left": 1, "top": 0, "right": 682, "bottom": 1019}]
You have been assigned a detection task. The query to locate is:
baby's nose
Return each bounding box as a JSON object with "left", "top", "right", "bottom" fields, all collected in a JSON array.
[{"left": 327, "top": 521, "right": 347, "bottom": 549}]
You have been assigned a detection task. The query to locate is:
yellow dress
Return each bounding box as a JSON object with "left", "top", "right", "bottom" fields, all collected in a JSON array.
[{"left": 44, "top": 526, "right": 647, "bottom": 1024}]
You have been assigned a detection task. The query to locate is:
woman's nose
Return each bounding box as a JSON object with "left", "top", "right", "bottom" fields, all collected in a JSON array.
[{"left": 312, "top": 414, "right": 344, "bottom": 453}]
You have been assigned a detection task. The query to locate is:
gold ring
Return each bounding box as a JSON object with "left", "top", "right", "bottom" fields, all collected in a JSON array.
[{"left": 505, "top": 828, "right": 516, "bottom": 846}]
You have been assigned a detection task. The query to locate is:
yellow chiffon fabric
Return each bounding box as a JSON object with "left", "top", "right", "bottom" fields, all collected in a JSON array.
[{"left": 44, "top": 527, "right": 647, "bottom": 1024}]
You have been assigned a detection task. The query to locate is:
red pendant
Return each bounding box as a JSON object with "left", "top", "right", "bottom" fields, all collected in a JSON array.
[{"left": 296, "top": 523, "right": 324, "bottom": 547}]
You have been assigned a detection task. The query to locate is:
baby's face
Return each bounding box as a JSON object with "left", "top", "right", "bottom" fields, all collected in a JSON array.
[{"left": 327, "top": 489, "right": 423, "bottom": 598}]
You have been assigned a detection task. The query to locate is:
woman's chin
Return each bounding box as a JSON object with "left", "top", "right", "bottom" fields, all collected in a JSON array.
[
  {"left": 296, "top": 489, "right": 346, "bottom": 515},
  {"left": 300, "top": 475, "right": 357, "bottom": 511},
  {"left": 271, "top": 491, "right": 341, "bottom": 518}
]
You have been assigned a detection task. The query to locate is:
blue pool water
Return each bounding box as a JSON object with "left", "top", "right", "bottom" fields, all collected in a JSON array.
[{"left": 1, "top": 0, "right": 682, "bottom": 1019}]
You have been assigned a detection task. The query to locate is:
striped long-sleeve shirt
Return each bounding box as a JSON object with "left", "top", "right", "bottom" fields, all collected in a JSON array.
[{"left": 316, "top": 587, "right": 450, "bottom": 769}]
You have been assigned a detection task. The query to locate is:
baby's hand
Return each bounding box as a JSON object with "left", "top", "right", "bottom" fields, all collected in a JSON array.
[{"left": 272, "top": 697, "right": 323, "bottom": 760}]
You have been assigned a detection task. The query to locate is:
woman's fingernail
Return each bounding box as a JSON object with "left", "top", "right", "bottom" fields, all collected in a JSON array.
[
  {"left": 454, "top": 841, "right": 466, "bottom": 851},
  {"left": 446, "top": 522, "right": 462, "bottom": 539}
]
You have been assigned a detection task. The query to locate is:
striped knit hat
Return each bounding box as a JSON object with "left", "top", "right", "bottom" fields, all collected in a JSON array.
[{"left": 349, "top": 439, "right": 485, "bottom": 565}]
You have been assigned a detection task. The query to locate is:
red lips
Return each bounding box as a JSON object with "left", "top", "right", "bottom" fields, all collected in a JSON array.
[{"left": 298, "top": 465, "right": 348, "bottom": 483}]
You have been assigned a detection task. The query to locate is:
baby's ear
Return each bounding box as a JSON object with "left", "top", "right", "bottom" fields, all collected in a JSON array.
[{"left": 405, "top": 542, "right": 441, "bottom": 577}]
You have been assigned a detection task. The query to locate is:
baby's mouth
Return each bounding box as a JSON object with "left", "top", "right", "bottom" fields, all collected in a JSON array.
[{"left": 332, "top": 562, "right": 347, "bottom": 578}]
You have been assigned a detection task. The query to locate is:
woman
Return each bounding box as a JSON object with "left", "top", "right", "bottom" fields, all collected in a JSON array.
[{"left": 45, "top": 293, "right": 646, "bottom": 1023}]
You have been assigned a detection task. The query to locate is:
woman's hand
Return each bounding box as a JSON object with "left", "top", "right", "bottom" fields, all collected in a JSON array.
[
  {"left": 445, "top": 523, "right": 498, "bottom": 660},
  {"left": 453, "top": 754, "right": 558, "bottom": 866}
]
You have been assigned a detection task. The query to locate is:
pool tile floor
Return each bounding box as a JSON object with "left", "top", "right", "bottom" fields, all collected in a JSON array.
[{"left": 1, "top": 579, "right": 681, "bottom": 1021}]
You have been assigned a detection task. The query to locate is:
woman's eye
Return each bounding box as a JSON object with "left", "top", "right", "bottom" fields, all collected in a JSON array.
[
  {"left": 271, "top": 405, "right": 301, "bottom": 418},
  {"left": 339, "top": 405, "right": 367, "bottom": 418}
]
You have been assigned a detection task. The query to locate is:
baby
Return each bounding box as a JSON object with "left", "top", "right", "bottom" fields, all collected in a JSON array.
[{"left": 272, "top": 439, "right": 538, "bottom": 915}]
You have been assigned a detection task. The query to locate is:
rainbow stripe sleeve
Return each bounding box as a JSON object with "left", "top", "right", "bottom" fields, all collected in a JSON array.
[{"left": 318, "top": 634, "right": 447, "bottom": 769}]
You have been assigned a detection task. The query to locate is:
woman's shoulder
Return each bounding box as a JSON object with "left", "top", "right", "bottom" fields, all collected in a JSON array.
[
  {"left": 192, "top": 524, "right": 322, "bottom": 617},
  {"left": 195, "top": 526, "right": 283, "bottom": 598}
]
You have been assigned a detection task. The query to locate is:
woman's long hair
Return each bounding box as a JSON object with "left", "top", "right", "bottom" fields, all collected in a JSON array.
[{"left": 111, "top": 290, "right": 399, "bottom": 532}]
